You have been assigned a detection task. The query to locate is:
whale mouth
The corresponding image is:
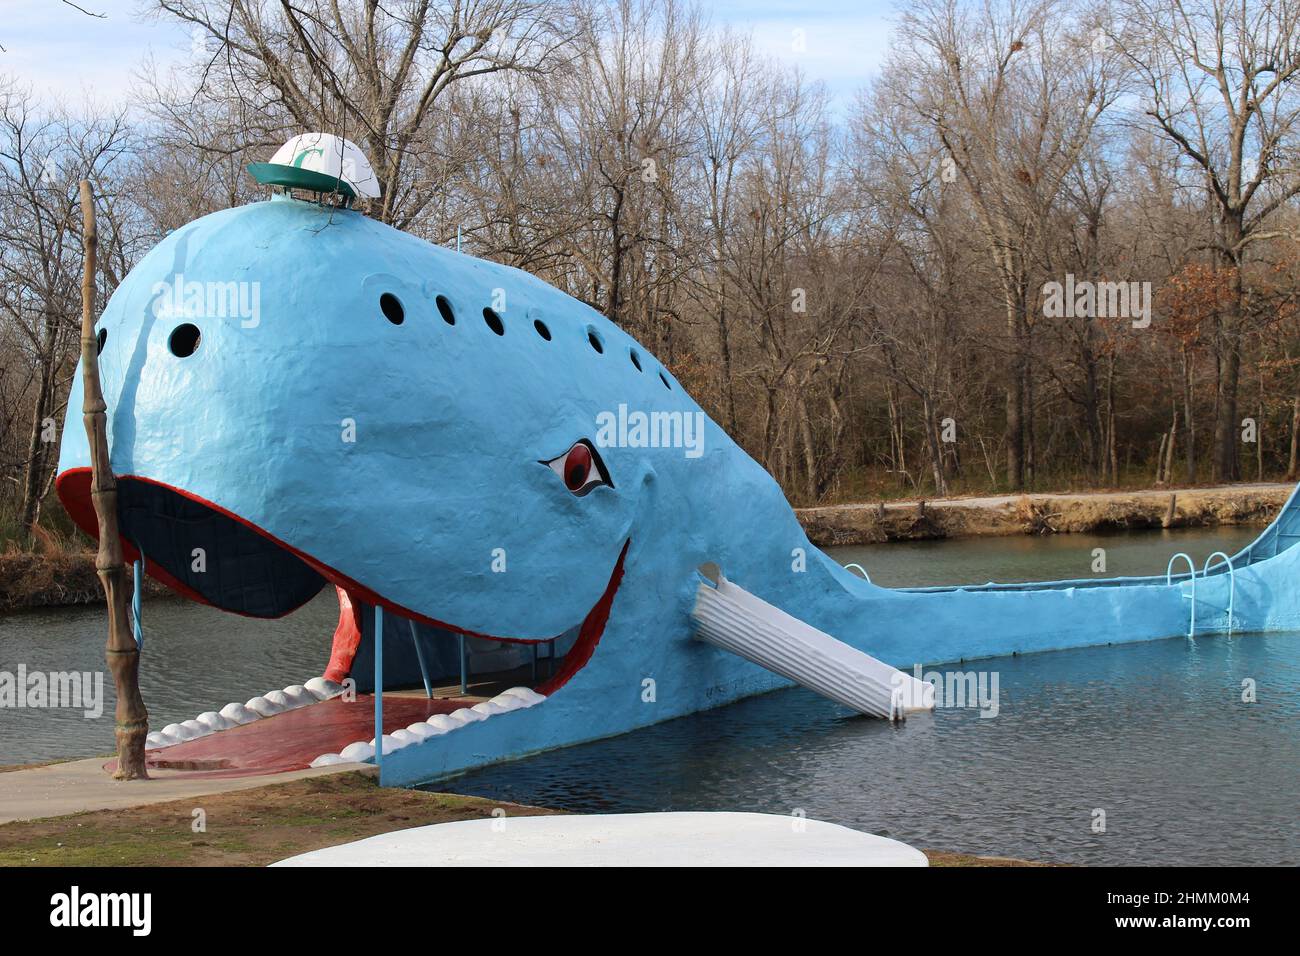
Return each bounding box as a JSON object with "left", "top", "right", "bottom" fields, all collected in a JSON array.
[
  {"left": 54, "top": 468, "right": 627, "bottom": 700},
  {"left": 59, "top": 466, "right": 629, "bottom": 776}
]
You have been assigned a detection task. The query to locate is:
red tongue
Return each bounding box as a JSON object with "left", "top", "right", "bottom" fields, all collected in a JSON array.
[{"left": 323, "top": 586, "right": 364, "bottom": 683}]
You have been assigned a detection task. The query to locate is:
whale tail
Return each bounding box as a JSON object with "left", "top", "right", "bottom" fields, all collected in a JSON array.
[{"left": 691, "top": 573, "right": 934, "bottom": 720}]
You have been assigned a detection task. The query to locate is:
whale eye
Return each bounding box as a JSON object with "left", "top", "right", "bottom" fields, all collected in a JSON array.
[{"left": 542, "top": 440, "right": 612, "bottom": 497}]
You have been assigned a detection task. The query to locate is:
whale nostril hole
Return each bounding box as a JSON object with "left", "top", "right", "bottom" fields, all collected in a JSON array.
[
  {"left": 169, "top": 323, "right": 201, "bottom": 358},
  {"left": 95, "top": 328, "right": 107, "bottom": 355},
  {"left": 483, "top": 307, "right": 504, "bottom": 335},
  {"left": 436, "top": 295, "right": 455, "bottom": 325},
  {"left": 534, "top": 319, "right": 551, "bottom": 340},
  {"left": 659, "top": 370, "right": 672, "bottom": 390},
  {"left": 629, "top": 348, "right": 642, "bottom": 371},
  {"left": 587, "top": 328, "right": 604, "bottom": 353},
  {"left": 380, "top": 293, "right": 404, "bottom": 325}
]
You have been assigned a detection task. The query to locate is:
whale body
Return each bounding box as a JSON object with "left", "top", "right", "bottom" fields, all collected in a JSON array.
[{"left": 57, "top": 194, "right": 1300, "bottom": 785}]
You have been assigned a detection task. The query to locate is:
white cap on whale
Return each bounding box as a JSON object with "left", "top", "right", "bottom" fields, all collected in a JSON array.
[{"left": 247, "top": 132, "right": 380, "bottom": 199}]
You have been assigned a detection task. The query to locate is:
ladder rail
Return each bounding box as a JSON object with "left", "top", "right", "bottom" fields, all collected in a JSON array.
[
  {"left": 1203, "top": 551, "right": 1235, "bottom": 635},
  {"left": 1166, "top": 552, "right": 1196, "bottom": 638}
]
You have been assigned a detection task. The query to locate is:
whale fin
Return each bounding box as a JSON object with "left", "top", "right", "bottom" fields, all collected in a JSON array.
[{"left": 692, "top": 574, "right": 934, "bottom": 720}]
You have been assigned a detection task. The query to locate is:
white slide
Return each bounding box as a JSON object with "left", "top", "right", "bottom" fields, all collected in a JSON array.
[{"left": 692, "top": 575, "right": 934, "bottom": 720}]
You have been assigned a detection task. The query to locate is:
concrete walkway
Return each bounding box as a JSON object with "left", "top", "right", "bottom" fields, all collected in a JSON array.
[{"left": 0, "top": 758, "right": 367, "bottom": 825}]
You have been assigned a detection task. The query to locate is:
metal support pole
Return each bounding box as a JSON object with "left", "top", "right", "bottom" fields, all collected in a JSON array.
[
  {"left": 459, "top": 633, "right": 468, "bottom": 696},
  {"left": 409, "top": 618, "right": 433, "bottom": 698},
  {"left": 374, "top": 605, "right": 384, "bottom": 772},
  {"left": 131, "top": 557, "right": 144, "bottom": 650}
]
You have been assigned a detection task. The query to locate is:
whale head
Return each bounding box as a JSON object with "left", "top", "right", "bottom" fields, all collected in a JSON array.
[{"left": 56, "top": 195, "right": 795, "bottom": 756}]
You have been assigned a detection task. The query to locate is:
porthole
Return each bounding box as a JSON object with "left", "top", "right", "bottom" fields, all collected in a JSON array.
[
  {"left": 380, "top": 293, "right": 405, "bottom": 325},
  {"left": 169, "top": 323, "right": 201, "bottom": 358},
  {"left": 436, "top": 295, "right": 456, "bottom": 325}
]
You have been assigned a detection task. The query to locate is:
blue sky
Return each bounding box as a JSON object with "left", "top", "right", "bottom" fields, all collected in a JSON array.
[{"left": 1, "top": 0, "right": 894, "bottom": 111}]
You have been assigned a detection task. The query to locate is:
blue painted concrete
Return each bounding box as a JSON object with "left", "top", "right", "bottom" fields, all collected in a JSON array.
[{"left": 56, "top": 196, "right": 1300, "bottom": 786}]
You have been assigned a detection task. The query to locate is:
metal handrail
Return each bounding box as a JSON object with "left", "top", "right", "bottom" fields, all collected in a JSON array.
[
  {"left": 1166, "top": 552, "right": 1196, "bottom": 638},
  {"left": 844, "top": 562, "right": 872, "bottom": 583},
  {"left": 1203, "top": 551, "right": 1235, "bottom": 635}
]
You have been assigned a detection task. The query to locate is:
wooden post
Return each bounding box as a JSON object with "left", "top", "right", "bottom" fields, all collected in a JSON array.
[{"left": 78, "top": 180, "right": 149, "bottom": 780}]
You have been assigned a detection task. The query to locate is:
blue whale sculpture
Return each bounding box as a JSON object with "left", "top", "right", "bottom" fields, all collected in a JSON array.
[{"left": 57, "top": 193, "right": 1300, "bottom": 785}]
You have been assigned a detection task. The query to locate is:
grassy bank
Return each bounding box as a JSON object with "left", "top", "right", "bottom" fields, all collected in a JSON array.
[
  {"left": 0, "top": 769, "right": 1042, "bottom": 866},
  {"left": 798, "top": 482, "right": 1289, "bottom": 547},
  {"left": 0, "top": 550, "right": 170, "bottom": 613}
]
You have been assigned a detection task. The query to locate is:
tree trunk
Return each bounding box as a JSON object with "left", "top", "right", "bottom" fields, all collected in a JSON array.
[
  {"left": 1287, "top": 393, "right": 1300, "bottom": 481},
  {"left": 18, "top": 314, "right": 60, "bottom": 539},
  {"left": 1212, "top": 250, "right": 1243, "bottom": 482},
  {"left": 1183, "top": 346, "right": 1196, "bottom": 484},
  {"left": 1005, "top": 296, "right": 1026, "bottom": 490},
  {"left": 78, "top": 180, "right": 149, "bottom": 781}
]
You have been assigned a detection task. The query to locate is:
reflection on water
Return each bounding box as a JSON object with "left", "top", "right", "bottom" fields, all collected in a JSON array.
[{"left": 436, "top": 631, "right": 1300, "bottom": 866}]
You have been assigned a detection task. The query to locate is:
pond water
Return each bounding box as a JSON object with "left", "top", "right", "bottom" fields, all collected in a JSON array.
[
  {"left": 436, "top": 629, "right": 1298, "bottom": 865},
  {"left": 1, "top": 524, "right": 1295, "bottom": 865}
]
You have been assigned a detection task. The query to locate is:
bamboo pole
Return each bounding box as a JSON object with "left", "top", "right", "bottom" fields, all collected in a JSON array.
[{"left": 78, "top": 180, "right": 149, "bottom": 780}]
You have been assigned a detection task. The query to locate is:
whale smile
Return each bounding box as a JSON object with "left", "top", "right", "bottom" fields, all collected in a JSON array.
[{"left": 56, "top": 466, "right": 629, "bottom": 765}]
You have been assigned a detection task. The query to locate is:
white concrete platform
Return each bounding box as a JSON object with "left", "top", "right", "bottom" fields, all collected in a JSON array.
[{"left": 271, "top": 811, "right": 929, "bottom": 867}]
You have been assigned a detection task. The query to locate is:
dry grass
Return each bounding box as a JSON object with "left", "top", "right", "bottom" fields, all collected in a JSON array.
[{"left": 0, "top": 550, "right": 168, "bottom": 612}]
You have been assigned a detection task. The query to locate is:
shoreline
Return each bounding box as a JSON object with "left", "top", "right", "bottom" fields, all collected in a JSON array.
[
  {"left": 0, "top": 551, "right": 172, "bottom": 614},
  {"left": 0, "top": 767, "right": 1046, "bottom": 866},
  {"left": 797, "top": 482, "right": 1289, "bottom": 546}
]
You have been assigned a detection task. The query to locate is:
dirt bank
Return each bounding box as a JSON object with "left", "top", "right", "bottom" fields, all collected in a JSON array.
[
  {"left": 0, "top": 551, "right": 170, "bottom": 613},
  {"left": 0, "top": 769, "right": 1042, "bottom": 866},
  {"left": 797, "top": 482, "right": 1292, "bottom": 547}
]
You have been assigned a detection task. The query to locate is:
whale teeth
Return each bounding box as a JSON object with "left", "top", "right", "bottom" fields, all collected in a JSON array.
[
  {"left": 405, "top": 722, "right": 439, "bottom": 740},
  {"left": 143, "top": 676, "right": 335, "bottom": 751},
  {"left": 498, "top": 687, "right": 546, "bottom": 706},
  {"left": 339, "top": 741, "right": 374, "bottom": 762},
  {"left": 281, "top": 685, "right": 316, "bottom": 708},
  {"left": 304, "top": 677, "right": 344, "bottom": 700},
  {"left": 195, "top": 711, "right": 232, "bottom": 732},
  {"left": 310, "top": 753, "right": 349, "bottom": 768},
  {"left": 309, "top": 686, "right": 549, "bottom": 768},
  {"left": 219, "top": 702, "right": 257, "bottom": 725}
]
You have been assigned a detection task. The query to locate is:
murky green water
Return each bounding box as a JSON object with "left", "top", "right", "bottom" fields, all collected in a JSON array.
[
  {"left": 1, "top": 524, "right": 1294, "bottom": 865},
  {"left": 830, "top": 524, "right": 1262, "bottom": 588}
]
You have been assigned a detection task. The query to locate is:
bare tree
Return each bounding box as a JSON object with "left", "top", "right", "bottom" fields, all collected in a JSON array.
[
  {"left": 145, "top": 0, "right": 585, "bottom": 227},
  {"left": 1113, "top": 0, "right": 1300, "bottom": 480}
]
